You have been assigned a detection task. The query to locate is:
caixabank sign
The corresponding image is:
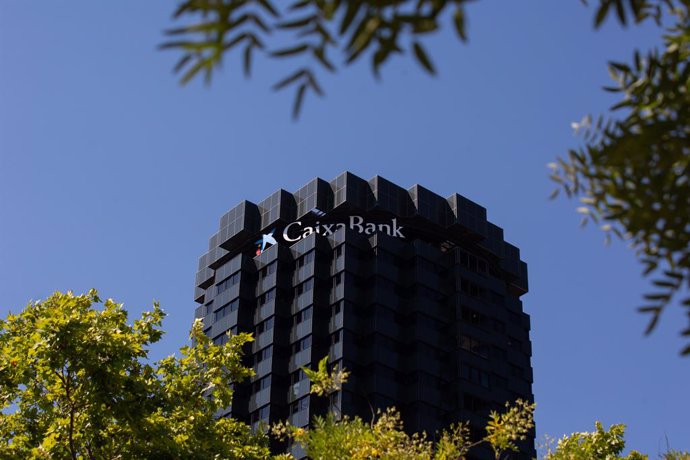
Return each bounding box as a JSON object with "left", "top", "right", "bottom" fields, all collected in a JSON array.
[{"left": 254, "top": 212, "right": 406, "bottom": 256}]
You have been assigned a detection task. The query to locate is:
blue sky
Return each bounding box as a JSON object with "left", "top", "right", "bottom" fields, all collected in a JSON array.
[{"left": 1, "top": 1, "right": 687, "bottom": 455}]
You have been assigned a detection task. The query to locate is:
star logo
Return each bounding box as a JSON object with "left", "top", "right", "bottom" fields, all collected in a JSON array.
[{"left": 255, "top": 230, "right": 277, "bottom": 255}]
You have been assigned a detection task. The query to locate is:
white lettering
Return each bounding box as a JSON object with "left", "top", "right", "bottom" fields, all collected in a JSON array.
[
  {"left": 391, "top": 218, "right": 405, "bottom": 238},
  {"left": 350, "top": 215, "right": 364, "bottom": 232},
  {"left": 279, "top": 215, "right": 404, "bottom": 246},
  {"left": 283, "top": 221, "right": 302, "bottom": 242}
]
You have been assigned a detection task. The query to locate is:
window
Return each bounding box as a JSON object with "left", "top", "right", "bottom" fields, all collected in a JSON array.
[
  {"left": 259, "top": 288, "right": 276, "bottom": 306},
  {"left": 204, "top": 300, "right": 213, "bottom": 316},
  {"left": 461, "top": 364, "right": 490, "bottom": 388},
  {"left": 463, "top": 393, "right": 490, "bottom": 412},
  {"left": 333, "top": 273, "right": 343, "bottom": 288},
  {"left": 250, "top": 404, "right": 270, "bottom": 423},
  {"left": 332, "top": 301, "right": 342, "bottom": 316},
  {"left": 255, "top": 317, "right": 274, "bottom": 335},
  {"left": 331, "top": 330, "right": 342, "bottom": 344},
  {"left": 254, "top": 345, "right": 273, "bottom": 365},
  {"left": 461, "top": 307, "right": 485, "bottom": 327},
  {"left": 290, "top": 396, "right": 309, "bottom": 414},
  {"left": 213, "top": 307, "right": 224, "bottom": 321},
  {"left": 213, "top": 333, "right": 228, "bottom": 346},
  {"left": 216, "top": 272, "right": 240, "bottom": 295},
  {"left": 297, "top": 251, "right": 315, "bottom": 268},
  {"left": 290, "top": 369, "right": 307, "bottom": 385},
  {"left": 459, "top": 251, "right": 488, "bottom": 275},
  {"left": 214, "top": 299, "right": 239, "bottom": 321},
  {"left": 296, "top": 279, "right": 314, "bottom": 296},
  {"left": 292, "top": 335, "right": 311, "bottom": 354},
  {"left": 329, "top": 391, "right": 341, "bottom": 408},
  {"left": 260, "top": 261, "right": 277, "bottom": 279},
  {"left": 252, "top": 375, "right": 272, "bottom": 393},
  {"left": 460, "top": 335, "right": 489, "bottom": 358},
  {"left": 293, "top": 306, "right": 312, "bottom": 326},
  {"left": 461, "top": 278, "right": 487, "bottom": 300}
]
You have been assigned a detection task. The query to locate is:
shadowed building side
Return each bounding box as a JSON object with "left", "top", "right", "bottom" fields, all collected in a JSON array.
[{"left": 194, "top": 172, "right": 535, "bottom": 459}]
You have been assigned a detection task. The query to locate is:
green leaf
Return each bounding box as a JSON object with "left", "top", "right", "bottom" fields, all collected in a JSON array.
[
  {"left": 643, "top": 293, "right": 671, "bottom": 301},
  {"left": 652, "top": 280, "right": 678, "bottom": 289},
  {"left": 313, "top": 47, "right": 336, "bottom": 72},
  {"left": 271, "top": 44, "right": 309, "bottom": 58},
  {"left": 340, "top": 2, "right": 362, "bottom": 35},
  {"left": 614, "top": 0, "right": 627, "bottom": 25},
  {"left": 412, "top": 42, "right": 435, "bottom": 75},
  {"left": 278, "top": 15, "right": 316, "bottom": 30},
  {"left": 347, "top": 16, "right": 379, "bottom": 59},
  {"left": 453, "top": 8, "right": 467, "bottom": 41},
  {"left": 293, "top": 83, "right": 307, "bottom": 119},
  {"left": 257, "top": 0, "right": 279, "bottom": 17},
  {"left": 272, "top": 69, "right": 307, "bottom": 90},
  {"left": 243, "top": 44, "right": 253, "bottom": 77},
  {"left": 594, "top": 1, "right": 612, "bottom": 27}
]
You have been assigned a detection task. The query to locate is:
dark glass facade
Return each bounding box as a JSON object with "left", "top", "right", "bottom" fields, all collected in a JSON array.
[{"left": 194, "top": 172, "right": 535, "bottom": 459}]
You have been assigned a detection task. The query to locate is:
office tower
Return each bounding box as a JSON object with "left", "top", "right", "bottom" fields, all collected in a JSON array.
[{"left": 193, "top": 172, "right": 534, "bottom": 459}]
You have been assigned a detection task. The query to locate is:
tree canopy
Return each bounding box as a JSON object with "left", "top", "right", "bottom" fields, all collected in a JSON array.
[
  {"left": 1, "top": 292, "right": 688, "bottom": 458},
  {"left": 0, "top": 290, "right": 268, "bottom": 459},
  {"left": 273, "top": 356, "right": 536, "bottom": 460},
  {"left": 544, "top": 421, "right": 647, "bottom": 460}
]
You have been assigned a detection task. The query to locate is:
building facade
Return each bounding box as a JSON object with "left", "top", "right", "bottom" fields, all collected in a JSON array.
[{"left": 193, "top": 173, "right": 535, "bottom": 459}]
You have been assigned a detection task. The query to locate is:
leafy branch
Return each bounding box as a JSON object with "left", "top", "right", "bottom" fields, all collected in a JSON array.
[
  {"left": 551, "top": 0, "right": 690, "bottom": 355},
  {"left": 161, "top": 0, "right": 472, "bottom": 117},
  {"left": 272, "top": 355, "right": 536, "bottom": 459}
]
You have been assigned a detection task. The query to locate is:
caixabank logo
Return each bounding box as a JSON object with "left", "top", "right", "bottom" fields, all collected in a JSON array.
[
  {"left": 254, "top": 230, "right": 278, "bottom": 256},
  {"left": 254, "top": 211, "right": 405, "bottom": 255}
]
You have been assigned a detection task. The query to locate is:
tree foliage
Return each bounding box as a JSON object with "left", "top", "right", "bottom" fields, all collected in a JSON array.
[
  {"left": 161, "top": 0, "right": 471, "bottom": 117},
  {"left": 301, "top": 356, "right": 349, "bottom": 397},
  {"left": 0, "top": 290, "right": 269, "bottom": 459},
  {"left": 484, "top": 400, "right": 537, "bottom": 459},
  {"left": 272, "top": 356, "right": 536, "bottom": 460},
  {"left": 1, "top": 293, "right": 688, "bottom": 458},
  {"left": 550, "top": 0, "right": 690, "bottom": 355},
  {"left": 544, "top": 421, "right": 647, "bottom": 460},
  {"left": 273, "top": 408, "right": 436, "bottom": 460},
  {"left": 662, "top": 450, "right": 690, "bottom": 460}
]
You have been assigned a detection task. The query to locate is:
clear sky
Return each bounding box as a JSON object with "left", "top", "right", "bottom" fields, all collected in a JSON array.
[{"left": 1, "top": 1, "right": 687, "bottom": 455}]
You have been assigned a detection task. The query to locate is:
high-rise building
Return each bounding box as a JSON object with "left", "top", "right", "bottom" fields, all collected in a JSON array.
[{"left": 193, "top": 173, "right": 534, "bottom": 459}]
